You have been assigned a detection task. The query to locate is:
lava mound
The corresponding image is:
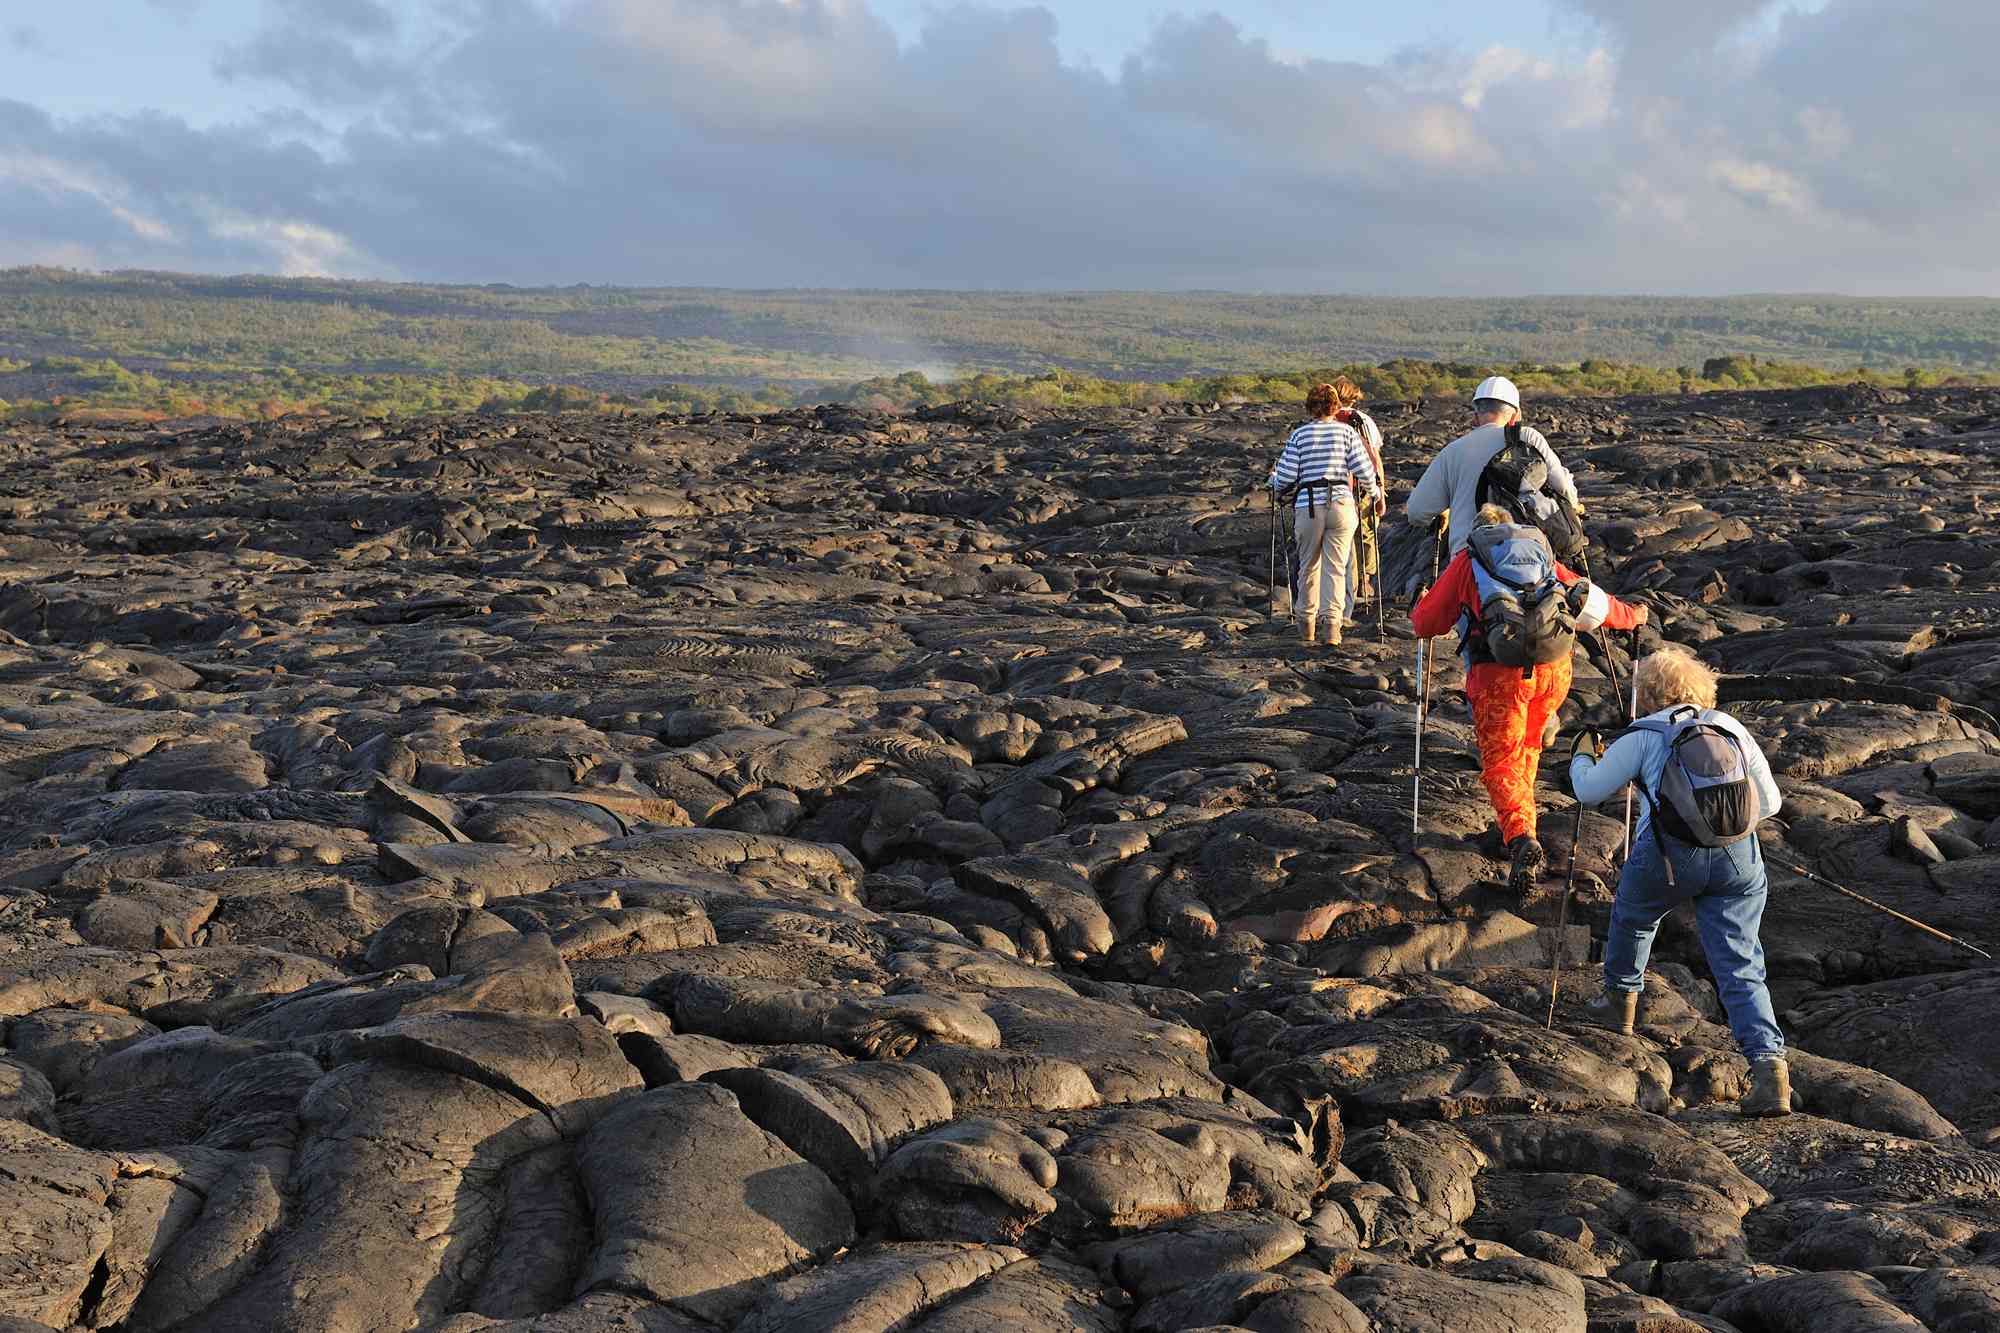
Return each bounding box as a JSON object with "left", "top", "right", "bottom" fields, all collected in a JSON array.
[{"left": 1, "top": 385, "right": 1998, "bottom": 1332}]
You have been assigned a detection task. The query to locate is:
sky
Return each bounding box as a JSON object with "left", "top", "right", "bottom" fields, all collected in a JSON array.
[{"left": 2, "top": 0, "right": 1992, "bottom": 295}]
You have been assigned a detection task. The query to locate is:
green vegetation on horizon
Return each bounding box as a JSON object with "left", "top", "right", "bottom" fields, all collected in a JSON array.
[
  {"left": 4, "top": 266, "right": 1998, "bottom": 423},
  {"left": 4, "top": 353, "right": 1984, "bottom": 427},
  {"left": 824, "top": 356, "right": 1985, "bottom": 414}
]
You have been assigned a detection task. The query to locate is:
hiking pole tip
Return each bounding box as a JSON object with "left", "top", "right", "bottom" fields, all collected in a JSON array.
[{"left": 1768, "top": 851, "right": 1993, "bottom": 960}]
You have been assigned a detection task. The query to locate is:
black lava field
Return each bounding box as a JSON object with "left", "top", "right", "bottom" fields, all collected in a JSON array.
[{"left": 2, "top": 383, "right": 1999, "bottom": 1332}]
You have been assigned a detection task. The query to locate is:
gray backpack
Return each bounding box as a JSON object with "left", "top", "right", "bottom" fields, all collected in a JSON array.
[
  {"left": 1467, "top": 524, "right": 1577, "bottom": 675},
  {"left": 1630, "top": 706, "right": 1760, "bottom": 849}
]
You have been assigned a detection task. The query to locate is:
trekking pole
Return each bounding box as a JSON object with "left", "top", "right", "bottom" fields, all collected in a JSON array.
[
  {"left": 1617, "top": 629, "right": 1638, "bottom": 860},
  {"left": 1593, "top": 620, "right": 1625, "bottom": 701},
  {"left": 1372, "top": 515, "right": 1385, "bottom": 639},
  {"left": 1415, "top": 630, "right": 1439, "bottom": 829},
  {"left": 1546, "top": 797, "right": 1586, "bottom": 1027},
  {"left": 1765, "top": 851, "right": 1992, "bottom": 959},
  {"left": 1268, "top": 490, "right": 1279, "bottom": 619},
  {"left": 1412, "top": 637, "right": 1428, "bottom": 834},
  {"left": 1411, "top": 516, "right": 1446, "bottom": 836},
  {"left": 1585, "top": 635, "right": 1632, "bottom": 863}
]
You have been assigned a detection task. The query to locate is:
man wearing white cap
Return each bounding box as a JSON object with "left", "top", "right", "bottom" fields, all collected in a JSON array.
[{"left": 1406, "top": 375, "right": 1581, "bottom": 558}]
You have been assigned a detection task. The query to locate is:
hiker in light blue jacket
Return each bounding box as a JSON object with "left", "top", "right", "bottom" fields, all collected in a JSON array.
[{"left": 1569, "top": 645, "right": 1792, "bottom": 1116}]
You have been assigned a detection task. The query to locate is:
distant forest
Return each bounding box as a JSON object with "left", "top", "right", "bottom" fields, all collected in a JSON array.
[{"left": 4, "top": 267, "right": 1998, "bottom": 422}]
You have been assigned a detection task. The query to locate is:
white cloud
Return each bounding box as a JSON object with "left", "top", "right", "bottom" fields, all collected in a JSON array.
[
  {"left": 1710, "top": 156, "right": 1818, "bottom": 216},
  {"left": 203, "top": 210, "right": 380, "bottom": 277},
  {"left": 0, "top": 150, "right": 177, "bottom": 243},
  {"left": 1438, "top": 43, "right": 1615, "bottom": 133},
  {"left": 0, "top": 0, "right": 1996, "bottom": 293}
]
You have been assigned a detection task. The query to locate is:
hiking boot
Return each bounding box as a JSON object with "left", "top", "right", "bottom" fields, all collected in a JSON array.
[
  {"left": 1587, "top": 985, "right": 1638, "bottom": 1035},
  {"left": 1506, "top": 836, "right": 1547, "bottom": 893},
  {"left": 1323, "top": 621, "right": 1342, "bottom": 647},
  {"left": 1742, "top": 1056, "right": 1793, "bottom": 1117},
  {"left": 1299, "top": 621, "right": 1320, "bottom": 648},
  {"left": 1539, "top": 715, "right": 1560, "bottom": 750}
]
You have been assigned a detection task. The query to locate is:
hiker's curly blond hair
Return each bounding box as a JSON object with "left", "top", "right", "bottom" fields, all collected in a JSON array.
[
  {"left": 1475, "top": 503, "right": 1514, "bottom": 528},
  {"left": 1637, "top": 646, "right": 1718, "bottom": 715},
  {"left": 1331, "top": 375, "right": 1364, "bottom": 407}
]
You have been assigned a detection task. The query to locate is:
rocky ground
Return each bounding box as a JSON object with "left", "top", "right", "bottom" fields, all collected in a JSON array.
[{"left": 1, "top": 383, "right": 1998, "bottom": 1333}]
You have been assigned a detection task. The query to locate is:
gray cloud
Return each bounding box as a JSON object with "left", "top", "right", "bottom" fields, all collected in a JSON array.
[
  {"left": 1555, "top": 0, "right": 1784, "bottom": 53},
  {"left": 214, "top": 4, "right": 407, "bottom": 109},
  {"left": 1, "top": 0, "right": 1995, "bottom": 293}
]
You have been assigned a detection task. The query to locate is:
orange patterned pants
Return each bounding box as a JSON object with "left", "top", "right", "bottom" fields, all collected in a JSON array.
[{"left": 1466, "top": 656, "right": 1573, "bottom": 844}]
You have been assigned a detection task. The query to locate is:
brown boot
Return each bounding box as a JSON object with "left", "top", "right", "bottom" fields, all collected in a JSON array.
[
  {"left": 1323, "top": 619, "right": 1342, "bottom": 647},
  {"left": 1299, "top": 619, "right": 1319, "bottom": 647},
  {"left": 1505, "top": 836, "right": 1546, "bottom": 894},
  {"left": 1742, "top": 1056, "right": 1793, "bottom": 1117},
  {"left": 1587, "top": 985, "right": 1637, "bottom": 1035}
]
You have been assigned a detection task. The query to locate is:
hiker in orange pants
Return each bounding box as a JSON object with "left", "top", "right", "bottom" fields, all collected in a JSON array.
[
  {"left": 1413, "top": 504, "right": 1646, "bottom": 891},
  {"left": 1468, "top": 651, "right": 1573, "bottom": 847}
]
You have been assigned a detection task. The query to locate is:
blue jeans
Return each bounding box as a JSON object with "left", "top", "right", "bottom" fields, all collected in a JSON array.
[{"left": 1603, "top": 833, "right": 1786, "bottom": 1061}]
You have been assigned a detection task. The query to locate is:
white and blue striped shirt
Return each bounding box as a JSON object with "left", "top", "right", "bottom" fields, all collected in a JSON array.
[{"left": 1269, "top": 419, "right": 1381, "bottom": 511}]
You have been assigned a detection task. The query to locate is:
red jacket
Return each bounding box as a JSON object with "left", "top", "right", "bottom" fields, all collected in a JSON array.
[{"left": 1411, "top": 549, "right": 1643, "bottom": 640}]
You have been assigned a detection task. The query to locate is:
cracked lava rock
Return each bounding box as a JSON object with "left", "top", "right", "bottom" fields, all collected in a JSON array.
[{"left": 1, "top": 381, "right": 1999, "bottom": 1332}]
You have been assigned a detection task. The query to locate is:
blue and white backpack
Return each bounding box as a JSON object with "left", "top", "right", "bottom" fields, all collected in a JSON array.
[{"left": 1466, "top": 523, "right": 1577, "bottom": 675}]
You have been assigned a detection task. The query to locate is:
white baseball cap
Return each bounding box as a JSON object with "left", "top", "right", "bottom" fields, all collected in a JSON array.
[{"left": 1472, "top": 376, "right": 1521, "bottom": 411}]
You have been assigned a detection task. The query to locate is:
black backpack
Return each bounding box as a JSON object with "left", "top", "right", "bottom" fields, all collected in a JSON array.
[
  {"left": 1477, "top": 423, "right": 1587, "bottom": 565},
  {"left": 1466, "top": 524, "right": 1578, "bottom": 677},
  {"left": 1630, "top": 706, "right": 1762, "bottom": 850}
]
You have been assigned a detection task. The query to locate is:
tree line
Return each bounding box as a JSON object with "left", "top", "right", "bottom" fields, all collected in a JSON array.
[
  {"left": 4, "top": 353, "right": 1984, "bottom": 427},
  {"left": 4, "top": 267, "right": 1997, "bottom": 424}
]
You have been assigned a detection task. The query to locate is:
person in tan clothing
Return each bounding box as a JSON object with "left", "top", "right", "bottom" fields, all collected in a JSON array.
[
  {"left": 1333, "top": 376, "right": 1388, "bottom": 619},
  {"left": 1269, "top": 382, "right": 1382, "bottom": 646}
]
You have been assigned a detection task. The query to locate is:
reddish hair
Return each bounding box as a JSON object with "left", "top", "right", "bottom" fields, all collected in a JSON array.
[{"left": 1306, "top": 382, "right": 1337, "bottom": 417}]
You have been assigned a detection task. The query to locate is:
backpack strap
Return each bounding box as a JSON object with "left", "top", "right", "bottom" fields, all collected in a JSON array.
[
  {"left": 1619, "top": 719, "right": 1670, "bottom": 801},
  {"left": 1285, "top": 424, "right": 1323, "bottom": 514},
  {"left": 1612, "top": 720, "right": 1684, "bottom": 886},
  {"left": 1478, "top": 431, "right": 1515, "bottom": 493},
  {"left": 1633, "top": 780, "right": 1681, "bottom": 889},
  {"left": 1288, "top": 420, "right": 1354, "bottom": 517},
  {"left": 1468, "top": 538, "right": 1560, "bottom": 681},
  {"left": 1627, "top": 711, "right": 1739, "bottom": 883}
]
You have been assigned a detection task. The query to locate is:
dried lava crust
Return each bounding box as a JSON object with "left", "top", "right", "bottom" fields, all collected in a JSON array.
[{"left": 2, "top": 383, "right": 1999, "bottom": 1332}]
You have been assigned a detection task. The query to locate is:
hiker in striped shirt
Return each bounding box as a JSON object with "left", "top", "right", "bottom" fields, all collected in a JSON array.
[{"left": 1269, "top": 382, "right": 1383, "bottom": 647}]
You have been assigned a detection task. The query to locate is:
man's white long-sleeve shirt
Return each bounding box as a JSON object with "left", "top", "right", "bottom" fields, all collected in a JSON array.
[{"left": 1406, "top": 422, "right": 1578, "bottom": 554}]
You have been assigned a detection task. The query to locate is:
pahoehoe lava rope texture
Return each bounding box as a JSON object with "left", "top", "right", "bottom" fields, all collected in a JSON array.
[{"left": 0, "top": 383, "right": 1998, "bottom": 1332}]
